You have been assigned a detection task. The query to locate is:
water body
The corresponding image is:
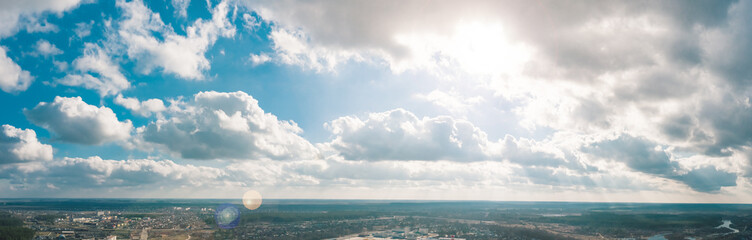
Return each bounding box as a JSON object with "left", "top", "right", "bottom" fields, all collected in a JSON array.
[
  {"left": 716, "top": 220, "right": 739, "bottom": 233},
  {"left": 540, "top": 214, "right": 566, "bottom": 217},
  {"left": 647, "top": 233, "right": 668, "bottom": 240}
]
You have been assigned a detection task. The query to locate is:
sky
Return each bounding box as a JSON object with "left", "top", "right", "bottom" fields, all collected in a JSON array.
[{"left": 0, "top": 0, "right": 751, "bottom": 203}]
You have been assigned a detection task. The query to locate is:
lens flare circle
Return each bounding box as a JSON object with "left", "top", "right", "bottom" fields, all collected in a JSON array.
[
  {"left": 242, "top": 190, "right": 263, "bottom": 210},
  {"left": 215, "top": 203, "right": 240, "bottom": 229}
]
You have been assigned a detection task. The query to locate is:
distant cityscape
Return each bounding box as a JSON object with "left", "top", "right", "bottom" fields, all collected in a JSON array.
[
  {"left": 0, "top": 199, "right": 748, "bottom": 240},
  {"left": 7, "top": 208, "right": 479, "bottom": 240}
]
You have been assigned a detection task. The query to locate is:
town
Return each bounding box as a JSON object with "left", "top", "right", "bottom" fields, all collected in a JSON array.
[{"left": 0, "top": 199, "right": 748, "bottom": 240}]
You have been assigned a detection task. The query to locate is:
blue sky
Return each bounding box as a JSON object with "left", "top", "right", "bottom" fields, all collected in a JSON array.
[{"left": 0, "top": 0, "right": 751, "bottom": 202}]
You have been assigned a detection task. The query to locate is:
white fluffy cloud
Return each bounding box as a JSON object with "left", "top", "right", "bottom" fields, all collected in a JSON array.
[
  {"left": 322, "top": 108, "right": 492, "bottom": 161},
  {"left": 9, "top": 148, "right": 725, "bottom": 199},
  {"left": 249, "top": 53, "right": 271, "bottom": 66},
  {"left": 243, "top": 1, "right": 743, "bottom": 142},
  {"left": 242, "top": 13, "right": 261, "bottom": 31},
  {"left": 0, "top": 47, "right": 33, "bottom": 93},
  {"left": 0, "top": 0, "right": 84, "bottom": 93},
  {"left": 0, "top": 0, "right": 83, "bottom": 37},
  {"left": 321, "top": 108, "right": 578, "bottom": 169},
  {"left": 114, "top": 94, "right": 167, "bottom": 117},
  {"left": 0, "top": 156, "right": 231, "bottom": 196},
  {"left": 171, "top": 0, "right": 191, "bottom": 18},
  {"left": 116, "top": 0, "right": 235, "bottom": 80},
  {"left": 73, "top": 21, "right": 92, "bottom": 38},
  {"left": 138, "top": 91, "right": 318, "bottom": 160},
  {"left": 34, "top": 39, "right": 62, "bottom": 57},
  {"left": 0, "top": 155, "right": 657, "bottom": 199},
  {"left": 3, "top": 0, "right": 751, "bottom": 199},
  {"left": 59, "top": 43, "right": 130, "bottom": 96},
  {"left": 244, "top": 0, "right": 535, "bottom": 74},
  {"left": 0, "top": 124, "right": 53, "bottom": 164},
  {"left": 25, "top": 96, "right": 133, "bottom": 145},
  {"left": 239, "top": 1, "right": 752, "bottom": 194},
  {"left": 316, "top": 106, "right": 739, "bottom": 193}
]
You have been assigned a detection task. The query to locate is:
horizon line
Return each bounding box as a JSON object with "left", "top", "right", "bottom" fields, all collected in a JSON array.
[{"left": 1, "top": 197, "right": 751, "bottom": 205}]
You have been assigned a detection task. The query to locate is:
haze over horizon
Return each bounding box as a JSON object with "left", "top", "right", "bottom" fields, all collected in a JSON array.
[{"left": 1, "top": 0, "right": 751, "bottom": 203}]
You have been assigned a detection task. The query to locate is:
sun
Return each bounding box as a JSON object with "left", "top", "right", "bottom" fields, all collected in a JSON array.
[
  {"left": 392, "top": 21, "right": 533, "bottom": 76},
  {"left": 450, "top": 22, "right": 533, "bottom": 76}
]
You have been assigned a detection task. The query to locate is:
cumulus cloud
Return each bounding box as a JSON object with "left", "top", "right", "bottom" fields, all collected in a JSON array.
[
  {"left": 585, "top": 135, "right": 737, "bottom": 193},
  {"left": 674, "top": 166, "right": 737, "bottom": 193},
  {"left": 321, "top": 108, "right": 580, "bottom": 170},
  {"left": 0, "top": 0, "right": 83, "bottom": 37},
  {"left": 242, "top": 0, "right": 747, "bottom": 150},
  {"left": 242, "top": 0, "right": 752, "bottom": 195},
  {"left": 0, "top": 125, "right": 53, "bottom": 164},
  {"left": 267, "top": 28, "right": 364, "bottom": 72},
  {"left": 0, "top": 157, "right": 496, "bottom": 196},
  {"left": 0, "top": 0, "right": 83, "bottom": 93},
  {"left": 73, "top": 21, "right": 93, "bottom": 38},
  {"left": 0, "top": 156, "right": 629, "bottom": 197},
  {"left": 3, "top": 0, "right": 750, "bottom": 198},
  {"left": 243, "top": 0, "right": 544, "bottom": 74},
  {"left": 33, "top": 39, "right": 62, "bottom": 57},
  {"left": 114, "top": 94, "right": 167, "bottom": 117},
  {"left": 701, "top": 0, "right": 752, "bottom": 88},
  {"left": 242, "top": 13, "right": 261, "bottom": 31},
  {"left": 171, "top": 0, "right": 191, "bottom": 18},
  {"left": 696, "top": 95, "right": 752, "bottom": 156},
  {"left": 319, "top": 106, "right": 733, "bottom": 193},
  {"left": 242, "top": 1, "right": 750, "bottom": 177},
  {"left": 586, "top": 135, "right": 678, "bottom": 175},
  {"left": 138, "top": 91, "right": 318, "bottom": 160},
  {"left": 322, "top": 108, "right": 492, "bottom": 161},
  {"left": 0, "top": 47, "right": 33, "bottom": 93},
  {"left": 243, "top": 0, "right": 438, "bottom": 72},
  {"left": 19, "top": 17, "right": 58, "bottom": 34},
  {"left": 25, "top": 96, "right": 133, "bottom": 145},
  {"left": 58, "top": 43, "right": 130, "bottom": 96},
  {"left": 249, "top": 53, "right": 271, "bottom": 66},
  {"left": 116, "top": 0, "right": 235, "bottom": 80},
  {"left": 0, "top": 156, "right": 229, "bottom": 195}
]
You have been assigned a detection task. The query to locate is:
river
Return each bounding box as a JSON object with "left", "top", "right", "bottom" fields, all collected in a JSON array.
[
  {"left": 648, "top": 220, "right": 738, "bottom": 240},
  {"left": 716, "top": 220, "right": 739, "bottom": 233}
]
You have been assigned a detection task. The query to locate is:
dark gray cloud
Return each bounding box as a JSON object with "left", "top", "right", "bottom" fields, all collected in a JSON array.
[
  {"left": 697, "top": 96, "right": 752, "bottom": 156},
  {"left": 518, "top": 167, "right": 596, "bottom": 187},
  {"left": 702, "top": 0, "right": 752, "bottom": 88},
  {"left": 504, "top": 0, "right": 734, "bottom": 82},
  {"left": 672, "top": 166, "right": 737, "bottom": 193},
  {"left": 661, "top": 115, "right": 697, "bottom": 141},
  {"left": 246, "top": 0, "right": 736, "bottom": 74},
  {"left": 586, "top": 135, "right": 677, "bottom": 175},
  {"left": 586, "top": 135, "right": 737, "bottom": 192}
]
